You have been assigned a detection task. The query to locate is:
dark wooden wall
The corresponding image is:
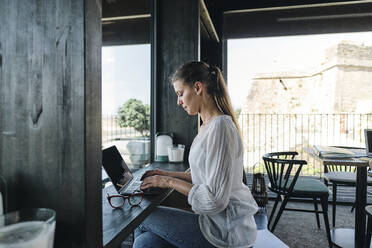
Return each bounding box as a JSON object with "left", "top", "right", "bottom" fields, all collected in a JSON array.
[
  {"left": 224, "top": 2, "right": 372, "bottom": 39},
  {"left": 0, "top": 0, "right": 102, "bottom": 247},
  {"left": 103, "top": 18, "right": 150, "bottom": 46},
  {"left": 102, "top": 0, "right": 151, "bottom": 46},
  {"left": 201, "top": 0, "right": 223, "bottom": 70},
  {"left": 219, "top": 0, "right": 348, "bottom": 12},
  {"left": 102, "top": 0, "right": 149, "bottom": 18},
  {"left": 154, "top": 0, "right": 200, "bottom": 161}
]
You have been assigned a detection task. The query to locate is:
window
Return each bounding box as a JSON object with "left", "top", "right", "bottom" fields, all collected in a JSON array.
[
  {"left": 224, "top": 2, "right": 372, "bottom": 175},
  {"left": 102, "top": 44, "right": 151, "bottom": 169}
]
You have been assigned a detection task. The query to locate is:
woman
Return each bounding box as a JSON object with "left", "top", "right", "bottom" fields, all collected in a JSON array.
[{"left": 134, "top": 61, "right": 258, "bottom": 248}]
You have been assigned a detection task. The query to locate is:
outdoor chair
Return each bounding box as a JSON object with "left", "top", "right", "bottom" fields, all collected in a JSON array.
[
  {"left": 323, "top": 162, "right": 372, "bottom": 227},
  {"left": 263, "top": 151, "right": 332, "bottom": 248}
]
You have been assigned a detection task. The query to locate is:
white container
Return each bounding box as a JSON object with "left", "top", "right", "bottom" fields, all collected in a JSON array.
[
  {"left": 167, "top": 144, "right": 185, "bottom": 163},
  {"left": 155, "top": 134, "right": 173, "bottom": 162},
  {"left": 0, "top": 208, "right": 56, "bottom": 248}
]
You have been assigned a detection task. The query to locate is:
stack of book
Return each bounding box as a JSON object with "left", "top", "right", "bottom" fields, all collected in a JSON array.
[{"left": 313, "top": 145, "right": 359, "bottom": 159}]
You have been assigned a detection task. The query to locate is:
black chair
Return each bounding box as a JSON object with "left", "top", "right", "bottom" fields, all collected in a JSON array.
[
  {"left": 323, "top": 163, "right": 372, "bottom": 227},
  {"left": 263, "top": 151, "right": 332, "bottom": 248}
]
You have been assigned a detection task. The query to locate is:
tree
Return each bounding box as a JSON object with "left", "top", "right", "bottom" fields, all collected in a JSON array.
[{"left": 117, "top": 99, "right": 150, "bottom": 137}]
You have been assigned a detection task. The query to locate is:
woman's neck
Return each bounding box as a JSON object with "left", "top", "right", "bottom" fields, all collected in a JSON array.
[
  {"left": 200, "top": 108, "right": 223, "bottom": 126},
  {"left": 199, "top": 92, "right": 224, "bottom": 126}
]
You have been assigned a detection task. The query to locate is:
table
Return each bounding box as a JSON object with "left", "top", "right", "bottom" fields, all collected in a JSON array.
[
  {"left": 305, "top": 147, "right": 370, "bottom": 248},
  {"left": 102, "top": 162, "right": 189, "bottom": 248}
]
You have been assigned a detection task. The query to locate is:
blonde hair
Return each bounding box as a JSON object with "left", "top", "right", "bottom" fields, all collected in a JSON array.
[{"left": 171, "top": 61, "right": 241, "bottom": 134}]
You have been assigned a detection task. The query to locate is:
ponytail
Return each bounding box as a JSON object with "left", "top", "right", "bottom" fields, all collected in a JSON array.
[{"left": 210, "top": 66, "right": 241, "bottom": 135}]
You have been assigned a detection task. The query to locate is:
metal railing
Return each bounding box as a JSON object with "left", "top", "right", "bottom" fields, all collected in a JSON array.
[
  {"left": 240, "top": 113, "right": 372, "bottom": 178},
  {"left": 102, "top": 115, "right": 150, "bottom": 169},
  {"left": 101, "top": 113, "right": 372, "bottom": 175},
  {"left": 102, "top": 115, "right": 145, "bottom": 144}
]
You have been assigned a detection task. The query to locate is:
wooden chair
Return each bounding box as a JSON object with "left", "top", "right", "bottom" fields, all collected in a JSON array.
[
  {"left": 323, "top": 163, "right": 372, "bottom": 227},
  {"left": 263, "top": 151, "right": 332, "bottom": 248}
]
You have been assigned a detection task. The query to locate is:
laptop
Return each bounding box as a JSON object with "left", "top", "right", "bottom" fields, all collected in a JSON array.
[
  {"left": 365, "top": 129, "right": 372, "bottom": 158},
  {"left": 102, "top": 145, "right": 160, "bottom": 195}
]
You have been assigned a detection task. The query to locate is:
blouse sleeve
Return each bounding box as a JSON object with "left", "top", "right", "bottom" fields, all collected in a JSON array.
[{"left": 187, "top": 118, "right": 240, "bottom": 215}]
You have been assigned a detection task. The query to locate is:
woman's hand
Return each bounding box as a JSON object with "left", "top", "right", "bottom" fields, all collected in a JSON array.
[
  {"left": 140, "top": 169, "right": 169, "bottom": 180},
  {"left": 141, "top": 175, "right": 173, "bottom": 190}
]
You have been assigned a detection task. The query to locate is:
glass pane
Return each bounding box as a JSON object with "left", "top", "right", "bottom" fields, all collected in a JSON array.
[
  {"left": 102, "top": 45, "right": 151, "bottom": 170},
  {"left": 228, "top": 32, "right": 372, "bottom": 175}
]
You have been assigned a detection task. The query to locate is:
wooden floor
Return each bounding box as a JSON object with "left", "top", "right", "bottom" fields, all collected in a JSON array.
[{"left": 246, "top": 173, "right": 372, "bottom": 204}]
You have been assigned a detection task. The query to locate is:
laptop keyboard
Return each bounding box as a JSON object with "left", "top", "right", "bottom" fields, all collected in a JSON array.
[{"left": 125, "top": 180, "right": 142, "bottom": 193}]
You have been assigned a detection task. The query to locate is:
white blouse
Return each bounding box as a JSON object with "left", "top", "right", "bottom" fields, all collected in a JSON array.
[{"left": 188, "top": 115, "right": 258, "bottom": 248}]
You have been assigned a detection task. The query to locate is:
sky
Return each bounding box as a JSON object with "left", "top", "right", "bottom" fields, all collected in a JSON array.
[
  {"left": 102, "top": 31, "right": 372, "bottom": 115},
  {"left": 102, "top": 44, "right": 151, "bottom": 115}
]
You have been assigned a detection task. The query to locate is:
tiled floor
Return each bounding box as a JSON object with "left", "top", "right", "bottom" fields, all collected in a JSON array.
[{"left": 268, "top": 201, "right": 355, "bottom": 248}]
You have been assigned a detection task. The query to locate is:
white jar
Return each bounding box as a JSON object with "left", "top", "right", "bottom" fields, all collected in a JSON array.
[{"left": 167, "top": 144, "right": 185, "bottom": 163}]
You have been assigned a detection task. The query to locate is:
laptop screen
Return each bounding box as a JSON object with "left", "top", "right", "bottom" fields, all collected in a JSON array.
[
  {"left": 365, "top": 129, "right": 372, "bottom": 156},
  {"left": 102, "top": 146, "right": 133, "bottom": 192}
]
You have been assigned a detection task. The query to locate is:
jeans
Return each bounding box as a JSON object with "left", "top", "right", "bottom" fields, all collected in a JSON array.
[{"left": 133, "top": 206, "right": 216, "bottom": 248}]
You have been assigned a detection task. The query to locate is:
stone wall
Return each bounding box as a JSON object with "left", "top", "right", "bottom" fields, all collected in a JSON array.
[
  {"left": 240, "top": 41, "right": 372, "bottom": 169},
  {"left": 242, "top": 40, "right": 372, "bottom": 115}
]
